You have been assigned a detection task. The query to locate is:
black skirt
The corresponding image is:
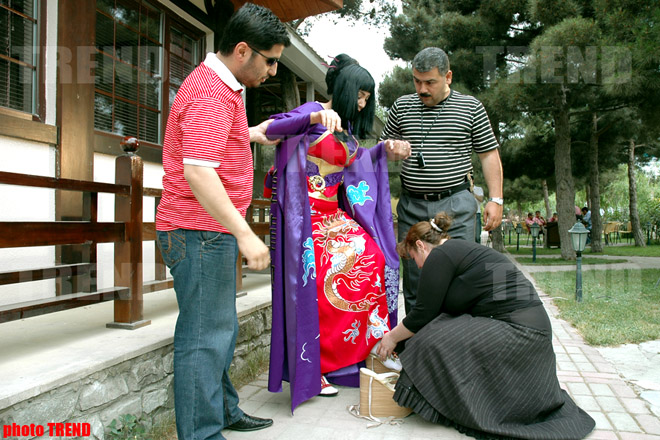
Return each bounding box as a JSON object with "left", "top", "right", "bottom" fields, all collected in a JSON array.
[{"left": 394, "top": 313, "right": 595, "bottom": 440}]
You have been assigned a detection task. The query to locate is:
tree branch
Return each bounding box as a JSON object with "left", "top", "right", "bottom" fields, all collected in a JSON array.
[
  {"left": 597, "top": 121, "right": 615, "bottom": 137},
  {"left": 569, "top": 103, "right": 628, "bottom": 117},
  {"left": 290, "top": 18, "right": 304, "bottom": 29}
]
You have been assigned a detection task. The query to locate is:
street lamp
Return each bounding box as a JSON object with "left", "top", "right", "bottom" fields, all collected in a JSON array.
[
  {"left": 515, "top": 223, "right": 522, "bottom": 251},
  {"left": 530, "top": 222, "right": 540, "bottom": 263},
  {"left": 569, "top": 222, "right": 589, "bottom": 302}
]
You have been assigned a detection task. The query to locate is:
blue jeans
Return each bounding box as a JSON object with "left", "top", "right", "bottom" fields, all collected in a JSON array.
[{"left": 157, "top": 229, "right": 243, "bottom": 440}]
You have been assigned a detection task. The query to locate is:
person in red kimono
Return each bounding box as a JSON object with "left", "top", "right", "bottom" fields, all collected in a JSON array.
[{"left": 265, "top": 54, "right": 409, "bottom": 408}]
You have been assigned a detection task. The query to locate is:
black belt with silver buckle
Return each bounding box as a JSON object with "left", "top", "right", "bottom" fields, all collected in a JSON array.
[{"left": 405, "top": 181, "right": 471, "bottom": 201}]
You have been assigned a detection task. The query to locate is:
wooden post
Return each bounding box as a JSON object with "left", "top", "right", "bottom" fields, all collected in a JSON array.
[
  {"left": 306, "top": 81, "right": 315, "bottom": 104},
  {"left": 154, "top": 196, "right": 167, "bottom": 281},
  {"left": 82, "top": 191, "right": 98, "bottom": 292},
  {"left": 281, "top": 67, "right": 301, "bottom": 112},
  {"left": 236, "top": 204, "right": 254, "bottom": 295},
  {"left": 107, "top": 137, "right": 151, "bottom": 329}
]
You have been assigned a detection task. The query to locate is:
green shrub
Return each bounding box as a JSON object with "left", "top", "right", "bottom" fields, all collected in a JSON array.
[{"left": 107, "top": 414, "right": 151, "bottom": 440}]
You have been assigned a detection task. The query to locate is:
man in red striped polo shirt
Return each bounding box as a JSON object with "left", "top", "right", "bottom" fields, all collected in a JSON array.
[{"left": 156, "top": 4, "right": 290, "bottom": 439}]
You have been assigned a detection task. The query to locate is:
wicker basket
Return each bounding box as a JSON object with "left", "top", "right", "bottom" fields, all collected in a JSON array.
[
  {"left": 367, "top": 354, "right": 397, "bottom": 374},
  {"left": 358, "top": 367, "right": 412, "bottom": 419}
]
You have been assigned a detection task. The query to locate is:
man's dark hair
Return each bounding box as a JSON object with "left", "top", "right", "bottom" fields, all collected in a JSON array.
[
  {"left": 325, "top": 54, "right": 375, "bottom": 139},
  {"left": 413, "top": 47, "right": 450, "bottom": 74},
  {"left": 217, "top": 3, "right": 291, "bottom": 56}
]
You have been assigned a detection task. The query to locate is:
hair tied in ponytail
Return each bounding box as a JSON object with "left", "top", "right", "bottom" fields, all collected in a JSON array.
[{"left": 430, "top": 218, "right": 443, "bottom": 233}]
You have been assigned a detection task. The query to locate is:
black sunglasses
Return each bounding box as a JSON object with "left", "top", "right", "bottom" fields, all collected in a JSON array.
[{"left": 249, "top": 45, "right": 279, "bottom": 66}]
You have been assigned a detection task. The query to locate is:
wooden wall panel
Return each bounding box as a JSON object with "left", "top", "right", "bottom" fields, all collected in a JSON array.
[{"left": 56, "top": 0, "right": 96, "bottom": 217}]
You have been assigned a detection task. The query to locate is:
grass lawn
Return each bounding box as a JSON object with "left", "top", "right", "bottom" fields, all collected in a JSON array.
[
  {"left": 592, "top": 244, "right": 660, "bottom": 257},
  {"left": 533, "top": 268, "right": 660, "bottom": 346},
  {"left": 505, "top": 244, "right": 660, "bottom": 257},
  {"left": 505, "top": 246, "right": 562, "bottom": 256},
  {"left": 515, "top": 257, "right": 628, "bottom": 265}
]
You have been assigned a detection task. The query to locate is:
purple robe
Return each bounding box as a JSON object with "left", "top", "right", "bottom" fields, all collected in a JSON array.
[{"left": 266, "top": 104, "right": 399, "bottom": 412}]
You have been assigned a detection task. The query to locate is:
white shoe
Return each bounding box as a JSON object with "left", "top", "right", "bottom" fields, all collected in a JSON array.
[
  {"left": 320, "top": 375, "right": 339, "bottom": 397},
  {"left": 370, "top": 342, "right": 402, "bottom": 372}
]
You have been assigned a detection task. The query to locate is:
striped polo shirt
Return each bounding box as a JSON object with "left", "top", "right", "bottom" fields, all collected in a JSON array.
[
  {"left": 156, "top": 52, "right": 253, "bottom": 233},
  {"left": 381, "top": 90, "right": 499, "bottom": 193}
]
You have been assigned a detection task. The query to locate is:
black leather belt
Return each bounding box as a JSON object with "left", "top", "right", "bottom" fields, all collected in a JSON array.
[{"left": 405, "top": 180, "right": 471, "bottom": 201}]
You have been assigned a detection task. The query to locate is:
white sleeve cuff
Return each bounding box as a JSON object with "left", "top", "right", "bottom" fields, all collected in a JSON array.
[{"left": 183, "top": 158, "right": 220, "bottom": 168}]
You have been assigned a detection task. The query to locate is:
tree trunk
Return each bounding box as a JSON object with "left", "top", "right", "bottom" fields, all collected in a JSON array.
[
  {"left": 628, "top": 139, "right": 646, "bottom": 246},
  {"left": 542, "top": 179, "right": 551, "bottom": 249},
  {"left": 585, "top": 185, "right": 591, "bottom": 209},
  {"left": 492, "top": 225, "right": 505, "bottom": 252},
  {"left": 554, "top": 91, "right": 576, "bottom": 260},
  {"left": 542, "top": 179, "right": 551, "bottom": 218},
  {"left": 589, "top": 112, "right": 603, "bottom": 252}
]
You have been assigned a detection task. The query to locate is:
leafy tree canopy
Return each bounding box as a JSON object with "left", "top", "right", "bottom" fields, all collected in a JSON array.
[
  {"left": 292, "top": 0, "right": 398, "bottom": 34},
  {"left": 378, "top": 65, "right": 416, "bottom": 109}
]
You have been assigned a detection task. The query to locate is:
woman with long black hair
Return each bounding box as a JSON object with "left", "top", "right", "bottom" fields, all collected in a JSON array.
[{"left": 265, "top": 54, "right": 404, "bottom": 410}]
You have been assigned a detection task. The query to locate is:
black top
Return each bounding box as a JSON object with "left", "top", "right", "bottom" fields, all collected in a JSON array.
[{"left": 403, "top": 240, "right": 548, "bottom": 333}]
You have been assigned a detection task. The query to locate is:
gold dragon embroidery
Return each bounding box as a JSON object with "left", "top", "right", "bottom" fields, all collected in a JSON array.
[{"left": 315, "top": 213, "right": 381, "bottom": 312}]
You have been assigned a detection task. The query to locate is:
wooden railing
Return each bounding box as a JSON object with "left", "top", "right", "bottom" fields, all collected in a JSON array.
[
  {"left": 0, "top": 138, "right": 273, "bottom": 327},
  {"left": 236, "top": 199, "right": 271, "bottom": 294},
  {"left": 0, "top": 138, "right": 169, "bottom": 329}
]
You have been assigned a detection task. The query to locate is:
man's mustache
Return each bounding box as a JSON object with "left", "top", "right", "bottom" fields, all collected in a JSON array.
[{"left": 419, "top": 93, "right": 432, "bottom": 98}]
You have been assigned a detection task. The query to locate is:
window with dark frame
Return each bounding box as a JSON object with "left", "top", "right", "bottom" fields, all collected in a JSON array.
[
  {"left": 94, "top": 0, "right": 202, "bottom": 146},
  {"left": 168, "top": 25, "right": 199, "bottom": 109},
  {"left": 0, "top": 0, "right": 38, "bottom": 114}
]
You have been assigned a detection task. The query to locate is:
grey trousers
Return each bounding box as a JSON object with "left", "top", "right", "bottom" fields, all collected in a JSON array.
[{"left": 396, "top": 189, "right": 478, "bottom": 314}]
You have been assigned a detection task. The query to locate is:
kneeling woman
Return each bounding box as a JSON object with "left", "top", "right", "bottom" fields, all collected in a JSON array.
[{"left": 377, "top": 212, "right": 595, "bottom": 440}]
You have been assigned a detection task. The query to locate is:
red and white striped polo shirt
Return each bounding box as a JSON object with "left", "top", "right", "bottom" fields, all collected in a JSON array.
[{"left": 156, "top": 52, "right": 253, "bottom": 233}]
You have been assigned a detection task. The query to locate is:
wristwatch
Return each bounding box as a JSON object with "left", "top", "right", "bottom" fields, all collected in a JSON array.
[{"left": 488, "top": 197, "right": 504, "bottom": 206}]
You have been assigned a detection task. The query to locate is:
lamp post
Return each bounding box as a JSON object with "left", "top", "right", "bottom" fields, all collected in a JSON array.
[
  {"left": 530, "top": 223, "right": 540, "bottom": 263},
  {"left": 569, "top": 222, "right": 589, "bottom": 302},
  {"left": 515, "top": 223, "right": 522, "bottom": 251},
  {"left": 505, "top": 221, "right": 512, "bottom": 244}
]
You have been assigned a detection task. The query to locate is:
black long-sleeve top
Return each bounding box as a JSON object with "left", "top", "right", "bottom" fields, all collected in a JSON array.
[{"left": 402, "top": 239, "right": 548, "bottom": 334}]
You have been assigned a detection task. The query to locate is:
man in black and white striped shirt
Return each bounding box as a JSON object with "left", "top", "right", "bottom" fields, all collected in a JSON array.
[{"left": 381, "top": 47, "right": 503, "bottom": 314}]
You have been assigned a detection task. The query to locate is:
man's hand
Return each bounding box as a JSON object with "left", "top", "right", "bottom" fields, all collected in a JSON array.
[
  {"left": 236, "top": 233, "right": 270, "bottom": 271},
  {"left": 184, "top": 164, "right": 271, "bottom": 271},
  {"left": 310, "top": 109, "right": 343, "bottom": 133},
  {"left": 483, "top": 203, "right": 503, "bottom": 231},
  {"left": 250, "top": 119, "right": 279, "bottom": 145},
  {"left": 384, "top": 139, "right": 412, "bottom": 161}
]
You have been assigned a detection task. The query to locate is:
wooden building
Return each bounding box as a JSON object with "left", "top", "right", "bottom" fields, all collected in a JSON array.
[{"left": 0, "top": 0, "right": 342, "bottom": 316}]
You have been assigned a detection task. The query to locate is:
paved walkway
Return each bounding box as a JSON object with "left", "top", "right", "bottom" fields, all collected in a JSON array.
[{"left": 224, "top": 255, "right": 660, "bottom": 440}]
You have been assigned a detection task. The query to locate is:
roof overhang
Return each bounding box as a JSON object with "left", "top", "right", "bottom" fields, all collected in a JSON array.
[
  {"left": 281, "top": 26, "right": 329, "bottom": 97},
  {"left": 229, "top": 0, "right": 343, "bottom": 22},
  {"left": 179, "top": 0, "right": 343, "bottom": 28}
]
